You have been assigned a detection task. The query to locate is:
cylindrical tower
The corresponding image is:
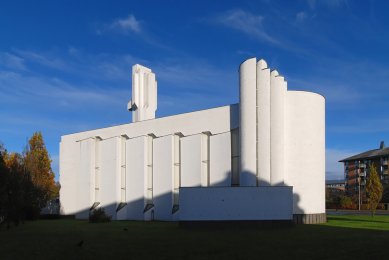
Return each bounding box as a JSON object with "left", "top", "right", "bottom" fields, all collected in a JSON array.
[
  {"left": 256, "top": 59, "right": 271, "bottom": 186},
  {"left": 286, "top": 91, "right": 325, "bottom": 223},
  {"left": 239, "top": 58, "right": 257, "bottom": 186},
  {"left": 270, "top": 70, "right": 286, "bottom": 186}
]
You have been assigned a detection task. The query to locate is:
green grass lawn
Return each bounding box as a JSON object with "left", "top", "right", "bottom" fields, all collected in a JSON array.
[{"left": 1, "top": 215, "right": 389, "bottom": 260}]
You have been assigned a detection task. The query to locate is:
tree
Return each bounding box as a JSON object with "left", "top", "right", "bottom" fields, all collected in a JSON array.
[
  {"left": 366, "top": 163, "right": 383, "bottom": 216},
  {"left": 340, "top": 195, "right": 353, "bottom": 209},
  {"left": 0, "top": 136, "right": 57, "bottom": 227},
  {"left": 4, "top": 153, "right": 26, "bottom": 225},
  {"left": 24, "top": 132, "right": 57, "bottom": 209},
  {"left": 0, "top": 143, "right": 9, "bottom": 225}
]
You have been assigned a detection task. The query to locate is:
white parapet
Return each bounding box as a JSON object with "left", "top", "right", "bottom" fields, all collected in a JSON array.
[
  {"left": 256, "top": 59, "right": 271, "bottom": 186},
  {"left": 128, "top": 64, "right": 157, "bottom": 123},
  {"left": 286, "top": 91, "right": 325, "bottom": 215},
  {"left": 239, "top": 58, "right": 257, "bottom": 186},
  {"left": 270, "top": 70, "right": 286, "bottom": 186}
]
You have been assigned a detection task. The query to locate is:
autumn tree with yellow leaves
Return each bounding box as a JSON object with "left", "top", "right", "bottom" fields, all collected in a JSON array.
[
  {"left": 24, "top": 132, "right": 58, "bottom": 205},
  {"left": 0, "top": 132, "right": 59, "bottom": 227},
  {"left": 366, "top": 163, "right": 383, "bottom": 216}
]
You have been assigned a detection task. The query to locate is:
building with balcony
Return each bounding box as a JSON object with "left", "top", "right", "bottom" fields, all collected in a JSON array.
[
  {"left": 60, "top": 58, "right": 326, "bottom": 224},
  {"left": 339, "top": 141, "right": 389, "bottom": 195},
  {"left": 325, "top": 180, "right": 345, "bottom": 192}
]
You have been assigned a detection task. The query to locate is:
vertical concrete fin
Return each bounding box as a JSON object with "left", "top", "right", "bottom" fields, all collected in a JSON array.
[
  {"left": 239, "top": 58, "right": 257, "bottom": 186},
  {"left": 270, "top": 70, "right": 285, "bottom": 186},
  {"left": 257, "top": 59, "right": 271, "bottom": 186}
]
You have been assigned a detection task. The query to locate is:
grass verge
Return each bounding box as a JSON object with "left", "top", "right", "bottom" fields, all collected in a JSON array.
[{"left": 1, "top": 215, "right": 388, "bottom": 259}]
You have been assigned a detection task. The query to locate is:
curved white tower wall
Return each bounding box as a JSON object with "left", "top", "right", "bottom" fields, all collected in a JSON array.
[
  {"left": 286, "top": 91, "right": 325, "bottom": 214},
  {"left": 270, "top": 71, "right": 286, "bottom": 186},
  {"left": 256, "top": 59, "right": 271, "bottom": 186},
  {"left": 282, "top": 80, "right": 288, "bottom": 184},
  {"left": 239, "top": 58, "right": 257, "bottom": 186}
]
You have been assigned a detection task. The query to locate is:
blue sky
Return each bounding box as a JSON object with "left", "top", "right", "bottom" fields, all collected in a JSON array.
[{"left": 1, "top": 0, "right": 388, "bottom": 180}]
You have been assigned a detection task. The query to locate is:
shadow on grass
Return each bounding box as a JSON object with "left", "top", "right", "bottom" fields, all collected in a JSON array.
[{"left": 1, "top": 218, "right": 389, "bottom": 260}]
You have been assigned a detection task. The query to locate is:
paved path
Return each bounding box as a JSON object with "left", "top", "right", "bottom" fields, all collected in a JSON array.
[{"left": 326, "top": 209, "right": 389, "bottom": 215}]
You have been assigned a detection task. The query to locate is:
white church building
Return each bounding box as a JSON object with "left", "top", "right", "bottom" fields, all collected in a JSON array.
[{"left": 59, "top": 58, "right": 326, "bottom": 224}]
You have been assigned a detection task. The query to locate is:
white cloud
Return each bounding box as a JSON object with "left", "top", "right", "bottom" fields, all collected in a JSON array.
[
  {"left": 287, "top": 76, "right": 364, "bottom": 105},
  {"left": 0, "top": 52, "right": 26, "bottom": 70},
  {"left": 0, "top": 70, "right": 127, "bottom": 108},
  {"left": 212, "top": 9, "right": 279, "bottom": 45},
  {"left": 296, "top": 11, "right": 307, "bottom": 23},
  {"left": 99, "top": 14, "right": 141, "bottom": 34},
  {"left": 14, "top": 50, "right": 68, "bottom": 70},
  {"left": 153, "top": 60, "right": 235, "bottom": 93},
  {"left": 0, "top": 48, "right": 237, "bottom": 122},
  {"left": 8, "top": 49, "right": 148, "bottom": 84}
]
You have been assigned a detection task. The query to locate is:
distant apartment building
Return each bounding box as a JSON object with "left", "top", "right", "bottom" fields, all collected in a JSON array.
[
  {"left": 339, "top": 141, "right": 389, "bottom": 195},
  {"left": 325, "top": 180, "right": 345, "bottom": 192}
]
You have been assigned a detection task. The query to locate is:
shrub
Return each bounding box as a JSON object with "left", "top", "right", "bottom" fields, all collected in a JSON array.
[
  {"left": 340, "top": 196, "right": 354, "bottom": 209},
  {"left": 89, "top": 208, "right": 111, "bottom": 223}
]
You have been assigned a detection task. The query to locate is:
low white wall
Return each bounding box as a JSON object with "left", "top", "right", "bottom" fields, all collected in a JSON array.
[{"left": 179, "top": 187, "right": 293, "bottom": 221}]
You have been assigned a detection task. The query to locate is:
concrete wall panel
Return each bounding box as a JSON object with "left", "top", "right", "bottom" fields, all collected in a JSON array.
[
  {"left": 209, "top": 132, "right": 231, "bottom": 186},
  {"left": 100, "top": 137, "right": 121, "bottom": 220},
  {"left": 181, "top": 134, "right": 202, "bottom": 187},
  {"left": 124, "top": 136, "right": 148, "bottom": 220},
  {"left": 59, "top": 140, "right": 79, "bottom": 215},
  {"left": 76, "top": 138, "right": 95, "bottom": 219},
  {"left": 153, "top": 135, "right": 174, "bottom": 220}
]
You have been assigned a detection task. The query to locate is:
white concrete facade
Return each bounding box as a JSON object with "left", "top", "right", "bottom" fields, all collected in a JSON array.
[{"left": 60, "top": 57, "right": 325, "bottom": 222}]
